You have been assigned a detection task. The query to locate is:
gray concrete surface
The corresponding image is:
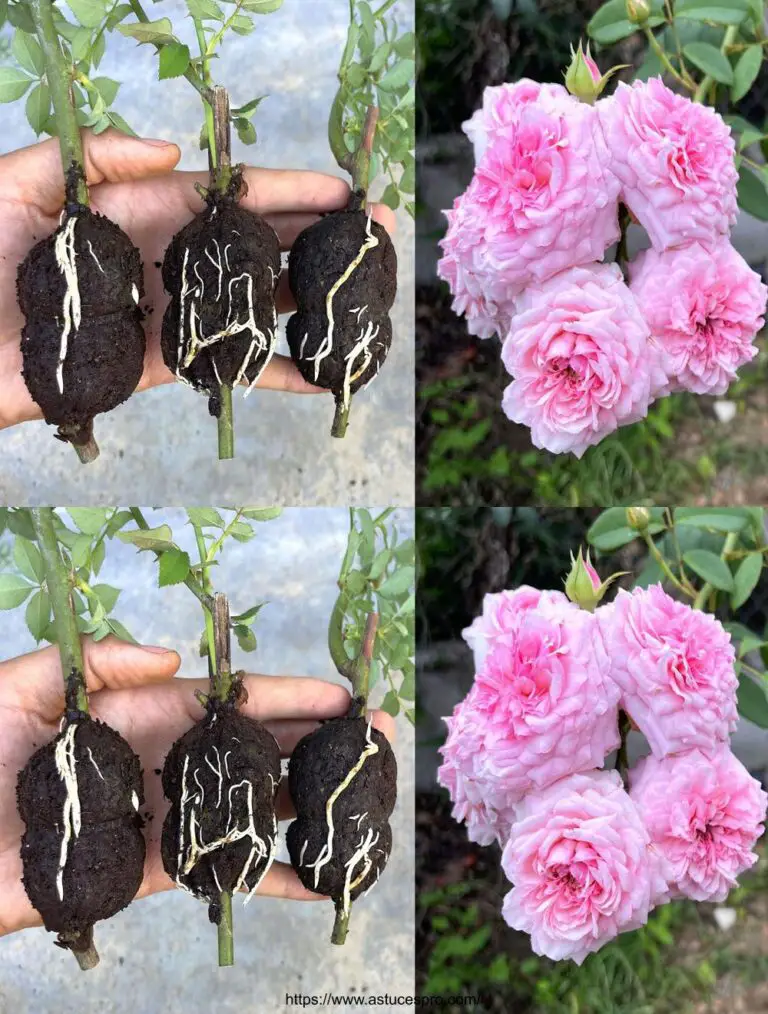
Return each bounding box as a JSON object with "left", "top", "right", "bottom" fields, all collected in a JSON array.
[
  {"left": 0, "top": 508, "right": 415, "bottom": 1012},
  {"left": 0, "top": 1, "right": 415, "bottom": 506}
]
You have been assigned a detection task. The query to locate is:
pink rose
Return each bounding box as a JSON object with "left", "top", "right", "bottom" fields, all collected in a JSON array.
[
  {"left": 630, "top": 239, "right": 767, "bottom": 397},
  {"left": 599, "top": 77, "right": 738, "bottom": 250},
  {"left": 438, "top": 80, "right": 620, "bottom": 321},
  {"left": 501, "top": 263, "right": 662, "bottom": 457},
  {"left": 437, "top": 684, "right": 518, "bottom": 846},
  {"left": 502, "top": 771, "right": 669, "bottom": 964},
  {"left": 599, "top": 584, "right": 738, "bottom": 756},
  {"left": 462, "top": 585, "right": 572, "bottom": 667},
  {"left": 630, "top": 747, "right": 767, "bottom": 902}
]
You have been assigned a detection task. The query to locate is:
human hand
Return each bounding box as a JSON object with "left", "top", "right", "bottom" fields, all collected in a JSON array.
[
  {"left": 0, "top": 637, "right": 396, "bottom": 936},
  {"left": 0, "top": 130, "right": 396, "bottom": 431}
]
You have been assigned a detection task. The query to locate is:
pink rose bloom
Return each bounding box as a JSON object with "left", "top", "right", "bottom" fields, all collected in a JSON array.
[
  {"left": 631, "top": 747, "right": 767, "bottom": 902},
  {"left": 437, "top": 684, "right": 518, "bottom": 846},
  {"left": 501, "top": 263, "right": 662, "bottom": 457},
  {"left": 438, "top": 80, "right": 620, "bottom": 322},
  {"left": 599, "top": 584, "right": 738, "bottom": 756},
  {"left": 502, "top": 771, "right": 669, "bottom": 964},
  {"left": 630, "top": 239, "right": 767, "bottom": 397},
  {"left": 599, "top": 77, "right": 738, "bottom": 250},
  {"left": 462, "top": 585, "right": 573, "bottom": 668}
]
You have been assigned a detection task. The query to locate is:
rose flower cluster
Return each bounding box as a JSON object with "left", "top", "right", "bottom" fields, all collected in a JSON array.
[
  {"left": 438, "top": 72, "right": 767, "bottom": 458},
  {"left": 438, "top": 571, "right": 767, "bottom": 964}
]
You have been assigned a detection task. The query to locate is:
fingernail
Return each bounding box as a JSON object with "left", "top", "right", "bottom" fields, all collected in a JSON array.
[
  {"left": 142, "top": 138, "right": 173, "bottom": 147},
  {"left": 141, "top": 644, "right": 173, "bottom": 654}
]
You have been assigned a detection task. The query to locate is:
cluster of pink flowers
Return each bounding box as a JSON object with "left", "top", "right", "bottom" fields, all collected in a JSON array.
[
  {"left": 438, "top": 75, "right": 767, "bottom": 457},
  {"left": 438, "top": 578, "right": 767, "bottom": 964}
]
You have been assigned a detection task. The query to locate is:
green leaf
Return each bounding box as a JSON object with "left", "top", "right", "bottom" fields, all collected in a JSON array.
[
  {"left": 118, "top": 18, "right": 176, "bottom": 45},
  {"left": 232, "top": 96, "right": 265, "bottom": 118},
  {"left": 242, "top": 0, "right": 283, "bottom": 10},
  {"left": 106, "top": 110, "right": 137, "bottom": 137},
  {"left": 235, "top": 117, "right": 257, "bottom": 144},
  {"left": 380, "top": 689, "right": 400, "bottom": 716},
  {"left": 158, "top": 547, "right": 191, "bottom": 587},
  {"left": 588, "top": 508, "right": 660, "bottom": 551},
  {"left": 587, "top": 0, "right": 665, "bottom": 43},
  {"left": 118, "top": 525, "right": 175, "bottom": 552},
  {"left": 7, "top": 2, "right": 35, "bottom": 32},
  {"left": 13, "top": 537, "right": 44, "bottom": 583},
  {"left": 683, "top": 549, "right": 734, "bottom": 591},
  {"left": 107, "top": 618, "right": 137, "bottom": 644},
  {"left": 0, "top": 66, "right": 33, "bottom": 103},
  {"left": 675, "top": 508, "right": 750, "bottom": 533},
  {"left": 0, "top": 573, "right": 34, "bottom": 609},
  {"left": 736, "top": 669, "right": 768, "bottom": 727},
  {"left": 676, "top": 2, "right": 750, "bottom": 26},
  {"left": 187, "top": 508, "right": 224, "bottom": 528},
  {"left": 234, "top": 624, "right": 258, "bottom": 652},
  {"left": 159, "top": 41, "right": 190, "bottom": 79},
  {"left": 231, "top": 603, "right": 264, "bottom": 626},
  {"left": 230, "top": 12, "right": 254, "bottom": 34},
  {"left": 68, "top": 507, "right": 109, "bottom": 535},
  {"left": 91, "top": 538, "right": 106, "bottom": 576},
  {"left": 25, "top": 589, "right": 50, "bottom": 642},
  {"left": 91, "top": 25, "right": 106, "bottom": 65},
  {"left": 380, "top": 182, "right": 400, "bottom": 210},
  {"left": 12, "top": 30, "right": 44, "bottom": 76},
  {"left": 369, "top": 549, "right": 392, "bottom": 581},
  {"left": 732, "top": 552, "right": 763, "bottom": 610},
  {"left": 68, "top": 0, "right": 107, "bottom": 28},
  {"left": 91, "top": 583, "right": 121, "bottom": 612},
  {"left": 241, "top": 507, "right": 282, "bottom": 521},
  {"left": 377, "top": 566, "right": 414, "bottom": 599},
  {"left": 70, "top": 534, "right": 93, "bottom": 569},
  {"left": 369, "top": 41, "right": 391, "bottom": 73},
  {"left": 0, "top": 0, "right": 8, "bottom": 29},
  {"left": 91, "top": 76, "right": 120, "bottom": 105},
  {"left": 732, "top": 44, "right": 762, "bottom": 102},
  {"left": 186, "top": 0, "right": 223, "bottom": 17},
  {"left": 683, "top": 42, "right": 734, "bottom": 84},
  {"left": 737, "top": 164, "right": 768, "bottom": 220},
  {"left": 378, "top": 59, "right": 414, "bottom": 92}
]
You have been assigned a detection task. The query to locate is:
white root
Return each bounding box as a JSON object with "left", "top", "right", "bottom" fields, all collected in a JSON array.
[
  {"left": 304, "top": 212, "right": 379, "bottom": 383},
  {"left": 53, "top": 216, "right": 82, "bottom": 396},
  {"left": 131, "top": 284, "right": 139, "bottom": 305},
  {"left": 302, "top": 718, "right": 379, "bottom": 890},
  {"left": 341, "top": 826, "right": 380, "bottom": 918},
  {"left": 341, "top": 320, "right": 380, "bottom": 415},
  {"left": 87, "top": 241, "right": 104, "bottom": 274},
  {"left": 131, "top": 791, "right": 140, "bottom": 812},
  {"left": 54, "top": 723, "right": 82, "bottom": 902},
  {"left": 174, "top": 742, "right": 278, "bottom": 907},
  {"left": 86, "top": 747, "right": 104, "bottom": 781}
]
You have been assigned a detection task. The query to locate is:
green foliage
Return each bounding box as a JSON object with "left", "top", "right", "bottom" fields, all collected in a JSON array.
[
  {"left": 587, "top": 0, "right": 768, "bottom": 218},
  {"left": 0, "top": 506, "right": 133, "bottom": 643},
  {"left": 587, "top": 505, "right": 768, "bottom": 727},
  {"left": 330, "top": 0, "right": 415, "bottom": 215},
  {"left": 333, "top": 508, "right": 415, "bottom": 722}
]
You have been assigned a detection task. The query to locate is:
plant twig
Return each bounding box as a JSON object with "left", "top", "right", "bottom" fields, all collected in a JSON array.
[
  {"left": 217, "top": 890, "right": 234, "bottom": 966},
  {"left": 693, "top": 531, "right": 738, "bottom": 609},
  {"left": 128, "top": 0, "right": 213, "bottom": 104},
  {"left": 332, "top": 901, "right": 351, "bottom": 945},
  {"left": 644, "top": 24, "right": 694, "bottom": 91},
  {"left": 128, "top": 508, "right": 215, "bottom": 612},
  {"left": 210, "top": 592, "right": 234, "bottom": 966},
  {"left": 347, "top": 105, "right": 379, "bottom": 210},
  {"left": 641, "top": 528, "right": 694, "bottom": 599}
]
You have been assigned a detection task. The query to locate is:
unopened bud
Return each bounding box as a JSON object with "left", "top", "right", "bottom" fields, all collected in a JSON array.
[
  {"left": 626, "top": 507, "right": 651, "bottom": 532},
  {"left": 564, "top": 41, "right": 625, "bottom": 103},
  {"left": 565, "top": 548, "right": 603, "bottom": 611},
  {"left": 626, "top": 0, "right": 650, "bottom": 24}
]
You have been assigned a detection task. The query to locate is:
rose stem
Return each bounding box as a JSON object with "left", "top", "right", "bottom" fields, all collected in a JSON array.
[
  {"left": 615, "top": 710, "right": 631, "bottom": 790},
  {"left": 30, "top": 0, "right": 100, "bottom": 464},
  {"left": 329, "top": 105, "right": 380, "bottom": 440},
  {"left": 328, "top": 608, "right": 379, "bottom": 946},
  {"left": 31, "top": 507, "right": 99, "bottom": 971}
]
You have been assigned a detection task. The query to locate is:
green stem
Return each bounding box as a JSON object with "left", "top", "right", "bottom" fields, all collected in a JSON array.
[
  {"left": 217, "top": 385, "right": 234, "bottom": 460},
  {"left": 642, "top": 528, "right": 694, "bottom": 599},
  {"left": 194, "top": 18, "right": 218, "bottom": 170},
  {"left": 218, "top": 891, "right": 234, "bottom": 966},
  {"left": 331, "top": 398, "right": 351, "bottom": 439},
  {"left": 694, "top": 25, "right": 738, "bottom": 103},
  {"left": 31, "top": 508, "right": 88, "bottom": 716},
  {"left": 331, "top": 902, "right": 350, "bottom": 945},
  {"left": 193, "top": 523, "right": 217, "bottom": 677},
  {"left": 644, "top": 24, "right": 693, "bottom": 92},
  {"left": 31, "top": 0, "right": 88, "bottom": 207},
  {"left": 128, "top": 0, "right": 213, "bottom": 104},
  {"left": 694, "top": 531, "right": 738, "bottom": 609},
  {"left": 128, "top": 508, "right": 215, "bottom": 612}
]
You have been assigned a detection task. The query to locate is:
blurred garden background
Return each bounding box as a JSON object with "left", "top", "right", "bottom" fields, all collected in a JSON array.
[
  {"left": 416, "top": 506, "right": 768, "bottom": 1012},
  {"left": 416, "top": 0, "right": 768, "bottom": 507}
]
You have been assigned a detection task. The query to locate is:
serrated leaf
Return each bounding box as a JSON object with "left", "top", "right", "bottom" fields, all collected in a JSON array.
[
  {"left": 683, "top": 41, "right": 734, "bottom": 84},
  {"left": 0, "top": 573, "right": 34, "bottom": 609},
  {"left": 159, "top": 41, "right": 190, "bottom": 79},
  {"left": 0, "top": 66, "right": 33, "bottom": 103},
  {"left": 118, "top": 525, "right": 175, "bottom": 552},
  {"left": 230, "top": 12, "right": 253, "bottom": 33},
  {"left": 25, "top": 588, "right": 50, "bottom": 642},
  {"left": 369, "top": 41, "right": 391, "bottom": 73},
  {"left": 92, "top": 76, "right": 120, "bottom": 105},
  {"left": 158, "top": 547, "right": 191, "bottom": 586},
  {"left": 68, "top": 0, "right": 107, "bottom": 28},
  {"left": 732, "top": 44, "right": 762, "bottom": 102},
  {"left": 186, "top": 0, "right": 223, "bottom": 18},
  {"left": 13, "top": 537, "right": 44, "bottom": 583},
  {"left": 188, "top": 507, "right": 225, "bottom": 527},
  {"left": 377, "top": 567, "right": 414, "bottom": 599},
  {"left": 68, "top": 507, "right": 110, "bottom": 535},
  {"left": 231, "top": 603, "right": 264, "bottom": 625},
  {"left": 380, "top": 182, "right": 400, "bottom": 210},
  {"left": 107, "top": 618, "right": 137, "bottom": 644},
  {"left": 25, "top": 84, "right": 51, "bottom": 136},
  {"left": 12, "top": 30, "right": 44, "bottom": 76},
  {"left": 377, "top": 59, "right": 414, "bottom": 92},
  {"left": 91, "top": 583, "right": 121, "bottom": 612},
  {"left": 106, "top": 110, "right": 137, "bottom": 136},
  {"left": 242, "top": 0, "right": 282, "bottom": 10},
  {"left": 232, "top": 96, "right": 265, "bottom": 118},
  {"left": 118, "top": 18, "right": 176, "bottom": 45},
  {"left": 241, "top": 507, "right": 282, "bottom": 521},
  {"left": 91, "top": 538, "right": 105, "bottom": 575},
  {"left": 369, "top": 549, "right": 392, "bottom": 581},
  {"left": 380, "top": 690, "right": 400, "bottom": 717},
  {"left": 683, "top": 549, "right": 734, "bottom": 591},
  {"left": 732, "top": 552, "right": 763, "bottom": 610}
]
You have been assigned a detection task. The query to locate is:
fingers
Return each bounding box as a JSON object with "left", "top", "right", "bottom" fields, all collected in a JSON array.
[
  {"left": 0, "top": 638, "right": 181, "bottom": 722},
  {"left": 4, "top": 130, "right": 181, "bottom": 216},
  {"left": 246, "top": 353, "right": 327, "bottom": 395},
  {"left": 370, "top": 201, "right": 397, "bottom": 237}
]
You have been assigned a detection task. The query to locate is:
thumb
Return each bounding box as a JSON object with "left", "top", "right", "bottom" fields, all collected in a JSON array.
[
  {"left": 0, "top": 636, "right": 181, "bottom": 721},
  {"left": 4, "top": 128, "right": 181, "bottom": 215}
]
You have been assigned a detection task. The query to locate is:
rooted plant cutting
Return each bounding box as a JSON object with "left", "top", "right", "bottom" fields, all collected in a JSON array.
[
  {"left": 158, "top": 14, "right": 280, "bottom": 459},
  {"left": 287, "top": 0, "right": 414, "bottom": 437},
  {"left": 17, "top": 0, "right": 145, "bottom": 463},
  {"left": 16, "top": 508, "right": 145, "bottom": 969}
]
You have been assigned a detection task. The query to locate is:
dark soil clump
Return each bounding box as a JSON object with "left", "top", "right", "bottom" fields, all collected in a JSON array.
[
  {"left": 160, "top": 177, "right": 280, "bottom": 416},
  {"left": 287, "top": 210, "right": 397, "bottom": 432},
  {"left": 287, "top": 716, "right": 397, "bottom": 929},
  {"left": 17, "top": 207, "right": 145, "bottom": 449},
  {"left": 16, "top": 716, "right": 145, "bottom": 955},
  {"left": 161, "top": 701, "right": 280, "bottom": 922}
]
